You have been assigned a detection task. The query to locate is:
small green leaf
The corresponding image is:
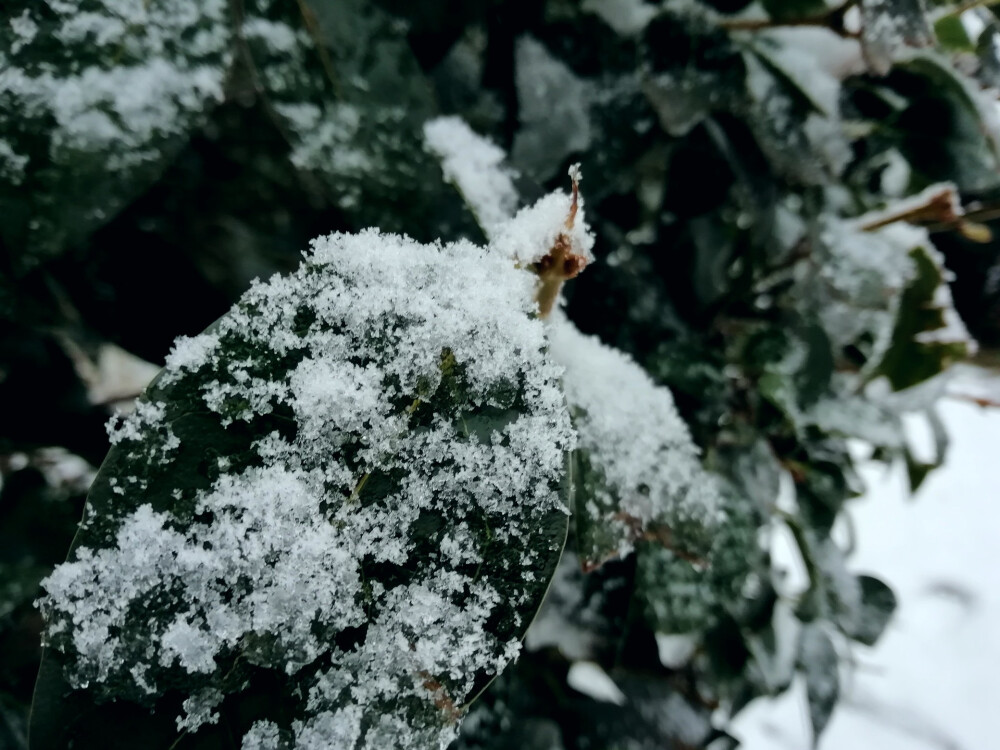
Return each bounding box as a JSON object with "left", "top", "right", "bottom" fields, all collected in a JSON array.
[
  {"left": 878, "top": 243, "right": 971, "bottom": 390},
  {"left": 846, "top": 575, "right": 897, "bottom": 646},
  {"left": 934, "top": 15, "right": 974, "bottom": 52},
  {"left": 893, "top": 56, "right": 1000, "bottom": 192}
]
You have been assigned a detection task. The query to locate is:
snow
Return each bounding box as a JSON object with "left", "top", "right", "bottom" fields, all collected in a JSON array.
[
  {"left": 423, "top": 116, "right": 519, "bottom": 240},
  {"left": 547, "top": 315, "right": 722, "bottom": 565},
  {"left": 39, "top": 224, "right": 576, "bottom": 749},
  {"left": 733, "top": 369, "right": 1000, "bottom": 750},
  {"left": 489, "top": 186, "right": 595, "bottom": 268},
  {"left": 815, "top": 219, "right": 918, "bottom": 371},
  {"left": 582, "top": 0, "right": 657, "bottom": 36},
  {"left": 655, "top": 632, "right": 698, "bottom": 669},
  {"left": 566, "top": 661, "right": 626, "bottom": 705}
]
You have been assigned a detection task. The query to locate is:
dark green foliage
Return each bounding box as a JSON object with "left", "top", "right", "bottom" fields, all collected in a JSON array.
[{"left": 0, "top": 0, "right": 992, "bottom": 748}]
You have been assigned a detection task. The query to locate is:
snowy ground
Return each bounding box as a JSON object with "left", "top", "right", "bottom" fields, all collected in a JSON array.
[{"left": 733, "top": 368, "right": 1000, "bottom": 750}]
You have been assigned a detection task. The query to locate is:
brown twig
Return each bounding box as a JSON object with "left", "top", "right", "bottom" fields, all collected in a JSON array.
[{"left": 533, "top": 165, "right": 589, "bottom": 318}]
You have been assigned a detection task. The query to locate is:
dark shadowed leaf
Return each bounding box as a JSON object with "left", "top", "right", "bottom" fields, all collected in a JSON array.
[{"left": 846, "top": 575, "right": 897, "bottom": 647}]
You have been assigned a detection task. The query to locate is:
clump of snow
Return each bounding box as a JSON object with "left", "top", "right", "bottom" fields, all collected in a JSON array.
[
  {"left": 8, "top": 11, "right": 37, "bottom": 53},
  {"left": 39, "top": 226, "right": 575, "bottom": 749},
  {"left": 546, "top": 315, "right": 723, "bottom": 566},
  {"left": 423, "top": 116, "right": 519, "bottom": 240},
  {"left": 161, "top": 332, "right": 221, "bottom": 385},
  {"left": 490, "top": 188, "right": 595, "bottom": 268}
]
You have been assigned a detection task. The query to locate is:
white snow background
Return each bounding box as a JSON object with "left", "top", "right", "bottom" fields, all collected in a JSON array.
[{"left": 734, "top": 366, "right": 1000, "bottom": 750}]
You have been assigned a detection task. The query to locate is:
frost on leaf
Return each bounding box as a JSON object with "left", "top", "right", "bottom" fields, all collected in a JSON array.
[
  {"left": 0, "top": 0, "right": 232, "bottom": 266},
  {"left": 34, "top": 230, "right": 574, "bottom": 749},
  {"left": 546, "top": 316, "right": 723, "bottom": 571}
]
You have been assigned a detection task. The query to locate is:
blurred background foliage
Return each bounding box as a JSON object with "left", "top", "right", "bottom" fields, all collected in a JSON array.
[{"left": 2, "top": 0, "right": 1000, "bottom": 748}]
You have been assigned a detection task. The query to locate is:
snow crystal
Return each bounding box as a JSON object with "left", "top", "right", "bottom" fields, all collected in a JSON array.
[
  {"left": 423, "top": 116, "right": 519, "bottom": 240},
  {"left": 0, "top": 138, "right": 28, "bottom": 184},
  {"left": 40, "top": 225, "right": 576, "bottom": 749},
  {"left": 177, "top": 688, "right": 224, "bottom": 732},
  {"left": 106, "top": 400, "right": 167, "bottom": 445},
  {"left": 241, "top": 16, "right": 301, "bottom": 53},
  {"left": 547, "top": 315, "right": 723, "bottom": 565},
  {"left": 860, "top": 0, "right": 934, "bottom": 76},
  {"left": 241, "top": 720, "right": 283, "bottom": 749}
]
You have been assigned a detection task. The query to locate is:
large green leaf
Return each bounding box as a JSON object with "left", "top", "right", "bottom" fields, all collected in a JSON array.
[
  {"left": 0, "top": 0, "right": 233, "bottom": 270},
  {"left": 31, "top": 231, "right": 573, "bottom": 749}
]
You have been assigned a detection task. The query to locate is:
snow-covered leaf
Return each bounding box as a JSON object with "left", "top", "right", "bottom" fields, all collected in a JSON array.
[
  {"left": 761, "top": 0, "right": 826, "bottom": 23},
  {"left": 860, "top": 0, "right": 935, "bottom": 75},
  {"left": 0, "top": 0, "right": 232, "bottom": 268},
  {"left": 893, "top": 55, "right": 1000, "bottom": 192},
  {"left": 32, "top": 229, "right": 574, "bottom": 749},
  {"left": 547, "top": 316, "right": 722, "bottom": 570},
  {"left": 845, "top": 574, "right": 897, "bottom": 647},
  {"left": 797, "top": 623, "right": 839, "bottom": 742},
  {"left": 877, "top": 237, "right": 973, "bottom": 390}
]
